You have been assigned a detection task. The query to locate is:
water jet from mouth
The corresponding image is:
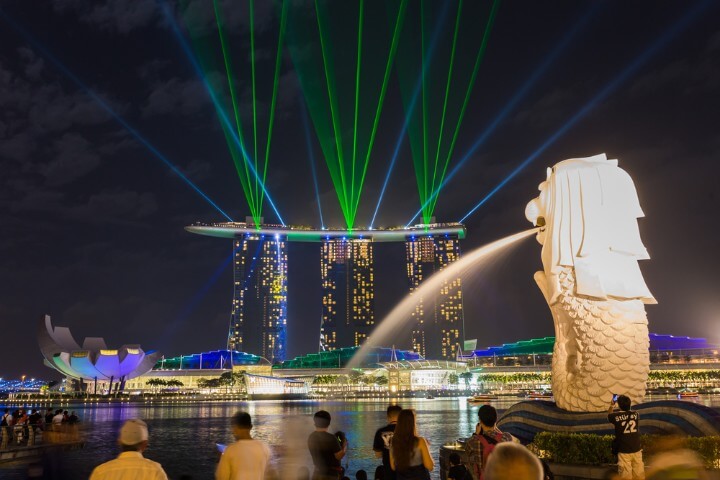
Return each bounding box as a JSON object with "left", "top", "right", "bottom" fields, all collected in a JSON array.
[{"left": 347, "top": 227, "right": 539, "bottom": 369}]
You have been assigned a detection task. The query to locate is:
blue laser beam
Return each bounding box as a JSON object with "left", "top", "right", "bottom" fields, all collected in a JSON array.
[
  {"left": 370, "top": 0, "right": 452, "bottom": 228},
  {"left": 159, "top": 1, "right": 286, "bottom": 226},
  {"left": 405, "top": 4, "right": 600, "bottom": 227},
  {"left": 225, "top": 239, "right": 263, "bottom": 347},
  {"left": 0, "top": 8, "right": 234, "bottom": 222},
  {"left": 301, "top": 98, "right": 325, "bottom": 229},
  {"left": 369, "top": 125, "right": 405, "bottom": 228},
  {"left": 160, "top": 250, "right": 234, "bottom": 348},
  {"left": 458, "top": 0, "right": 713, "bottom": 224}
]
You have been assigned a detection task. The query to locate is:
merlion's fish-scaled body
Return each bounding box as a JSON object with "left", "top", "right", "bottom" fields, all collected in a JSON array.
[{"left": 525, "top": 154, "right": 655, "bottom": 412}]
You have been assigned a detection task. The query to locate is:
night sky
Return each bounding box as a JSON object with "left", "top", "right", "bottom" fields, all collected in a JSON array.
[{"left": 1, "top": 1, "right": 719, "bottom": 379}]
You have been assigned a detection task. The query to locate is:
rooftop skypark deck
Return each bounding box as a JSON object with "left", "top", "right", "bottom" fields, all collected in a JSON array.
[{"left": 185, "top": 221, "right": 466, "bottom": 242}]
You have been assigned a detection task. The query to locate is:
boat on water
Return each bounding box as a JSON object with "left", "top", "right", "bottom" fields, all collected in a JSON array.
[
  {"left": 526, "top": 391, "right": 553, "bottom": 400},
  {"left": 467, "top": 394, "right": 497, "bottom": 403},
  {"left": 677, "top": 389, "right": 700, "bottom": 399}
]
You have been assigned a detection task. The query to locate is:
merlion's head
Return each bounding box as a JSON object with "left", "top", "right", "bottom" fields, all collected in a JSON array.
[
  {"left": 525, "top": 171, "right": 551, "bottom": 246},
  {"left": 526, "top": 153, "right": 656, "bottom": 304}
]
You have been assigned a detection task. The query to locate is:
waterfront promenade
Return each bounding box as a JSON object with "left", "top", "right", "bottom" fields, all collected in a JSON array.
[{"left": 2, "top": 396, "right": 719, "bottom": 480}]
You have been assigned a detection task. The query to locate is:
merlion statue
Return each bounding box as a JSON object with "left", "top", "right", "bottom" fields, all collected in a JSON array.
[{"left": 525, "top": 154, "right": 655, "bottom": 412}]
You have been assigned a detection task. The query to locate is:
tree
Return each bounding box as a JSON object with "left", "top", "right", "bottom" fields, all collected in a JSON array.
[
  {"left": 219, "top": 371, "right": 233, "bottom": 393},
  {"left": 234, "top": 372, "right": 246, "bottom": 393},
  {"left": 206, "top": 378, "right": 222, "bottom": 389},
  {"left": 197, "top": 378, "right": 221, "bottom": 390},
  {"left": 348, "top": 370, "right": 364, "bottom": 385},
  {"left": 313, "top": 375, "right": 337, "bottom": 385},
  {"left": 361, "top": 375, "right": 375, "bottom": 386},
  {"left": 448, "top": 374, "right": 459, "bottom": 387},
  {"left": 460, "top": 372, "right": 473, "bottom": 389},
  {"left": 145, "top": 378, "right": 167, "bottom": 393},
  {"left": 374, "top": 376, "right": 388, "bottom": 386},
  {"left": 218, "top": 371, "right": 246, "bottom": 393}
]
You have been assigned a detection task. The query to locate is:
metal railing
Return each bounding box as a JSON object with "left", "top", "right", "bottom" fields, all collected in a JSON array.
[{"left": 0, "top": 423, "right": 82, "bottom": 450}]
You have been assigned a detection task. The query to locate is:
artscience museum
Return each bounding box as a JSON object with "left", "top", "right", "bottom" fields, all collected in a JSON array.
[{"left": 38, "top": 315, "right": 161, "bottom": 390}]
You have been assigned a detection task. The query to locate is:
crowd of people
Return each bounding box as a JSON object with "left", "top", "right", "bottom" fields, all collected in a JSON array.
[
  {"left": 86, "top": 395, "right": 710, "bottom": 480},
  {"left": 0, "top": 407, "right": 79, "bottom": 446}
]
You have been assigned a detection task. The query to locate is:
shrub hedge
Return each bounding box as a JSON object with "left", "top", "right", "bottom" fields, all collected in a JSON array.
[{"left": 530, "top": 433, "right": 720, "bottom": 469}]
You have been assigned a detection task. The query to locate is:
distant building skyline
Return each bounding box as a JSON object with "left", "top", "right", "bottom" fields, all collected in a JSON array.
[{"left": 189, "top": 221, "right": 467, "bottom": 361}]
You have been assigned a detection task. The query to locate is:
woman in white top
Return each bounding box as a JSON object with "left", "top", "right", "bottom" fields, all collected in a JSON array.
[{"left": 389, "top": 409, "right": 434, "bottom": 480}]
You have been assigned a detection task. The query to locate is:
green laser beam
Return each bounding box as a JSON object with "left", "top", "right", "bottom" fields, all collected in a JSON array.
[
  {"left": 249, "top": 0, "right": 259, "bottom": 211},
  {"left": 421, "top": 0, "right": 429, "bottom": 216},
  {"left": 350, "top": 0, "right": 364, "bottom": 215},
  {"left": 395, "top": 0, "right": 500, "bottom": 222},
  {"left": 315, "top": 0, "right": 349, "bottom": 218},
  {"left": 288, "top": 1, "right": 406, "bottom": 229},
  {"left": 429, "top": 0, "right": 463, "bottom": 210},
  {"left": 429, "top": 0, "right": 500, "bottom": 216},
  {"left": 351, "top": 0, "right": 408, "bottom": 220},
  {"left": 213, "top": 0, "right": 256, "bottom": 219},
  {"left": 258, "top": 0, "right": 288, "bottom": 217},
  {"left": 218, "top": 116, "right": 256, "bottom": 217},
  {"left": 209, "top": 0, "right": 293, "bottom": 226}
]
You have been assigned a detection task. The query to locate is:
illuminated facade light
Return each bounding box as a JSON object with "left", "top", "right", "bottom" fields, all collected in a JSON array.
[
  {"left": 38, "top": 315, "right": 160, "bottom": 382},
  {"left": 405, "top": 234, "right": 465, "bottom": 359},
  {"left": 320, "top": 238, "right": 375, "bottom": 351},
  {"left": 229, "top": 230, "right": 288, "bottom": 363}
]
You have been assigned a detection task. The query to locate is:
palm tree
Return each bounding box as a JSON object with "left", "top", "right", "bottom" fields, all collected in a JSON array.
[
  {"left": 145, "top": 378, "right": 167, "bottom": 394},
  {"left": 166, "top": 379, "right": 184, "bottom": 388}
]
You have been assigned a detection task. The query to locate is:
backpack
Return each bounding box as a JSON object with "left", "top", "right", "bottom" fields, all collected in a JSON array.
[
  {"left": 478, "top": 433, "right": 501, "bottom": 470},
  {"left": 474, "top": 431, "right": 512, "bottom": 480}
]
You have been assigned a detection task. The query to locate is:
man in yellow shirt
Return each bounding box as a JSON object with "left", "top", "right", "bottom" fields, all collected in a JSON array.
[
  {"left": 216, "top": 412, "right": 270, "bottom": 480},
  {"left": 90, "top": 419, "right": 168, "bottom": 480}
]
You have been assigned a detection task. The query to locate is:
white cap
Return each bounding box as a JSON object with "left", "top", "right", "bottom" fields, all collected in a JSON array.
[{"left": 119, "top": 419, "right": 149, "bottom": 445}]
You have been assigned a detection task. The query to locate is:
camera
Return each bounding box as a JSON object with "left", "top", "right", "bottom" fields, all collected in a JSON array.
[{"left": 335, "top": 431, "right": 347, "bottom": 445}]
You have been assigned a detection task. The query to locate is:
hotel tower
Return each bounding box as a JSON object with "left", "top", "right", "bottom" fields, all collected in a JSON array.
[
  {"left": 228, "top": 231, "right": 288, "bottom": 362},
  {"left": 320, "top": 239, "right": 375, "bottom": 350},
  {"left": 405, "top": 234, "right": 464, "bottom": 359},
  {"left": 186, "top": 220, "right": 466, "bottom": 360}
]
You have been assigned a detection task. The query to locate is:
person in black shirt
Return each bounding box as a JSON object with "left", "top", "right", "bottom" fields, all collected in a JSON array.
[
  {"left": 372, "top": 405, "right": 401, "bottom": 480},
  {"left": 608, "top": 395, "right": 644, "bottom": 479},
  {"left": 308, "top": 410, "right": 347, "bottom": 480},
  {"left": 447, "top": 453, "right": 470, "bottom": 480},
  {"left": 28, "top": 409, "right": 42, "bottom": 429},
  {"left": 44, "top": 408, "right": 54, "bottom": 426}
]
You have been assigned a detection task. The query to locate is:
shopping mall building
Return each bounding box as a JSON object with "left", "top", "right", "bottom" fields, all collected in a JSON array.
[{"left": 117, "top": 334, "right": 719, "bottom": 395}]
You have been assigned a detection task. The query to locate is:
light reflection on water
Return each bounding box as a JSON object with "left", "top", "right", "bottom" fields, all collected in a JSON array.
[
  {"left": 1, "top": 395, "right": 718, "bottom": 480},
  {"left": 0, "top": 398, "right": 476, "bottom": 480}
]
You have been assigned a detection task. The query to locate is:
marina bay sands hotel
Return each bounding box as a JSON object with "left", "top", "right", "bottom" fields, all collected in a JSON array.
[{"left": 186, "top": 220, "right": 466, "bottom": 363}]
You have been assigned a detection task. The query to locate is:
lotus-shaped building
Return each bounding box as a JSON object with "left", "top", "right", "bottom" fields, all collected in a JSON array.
[{"left": 38, "top": 315, "right": 160, "bottom": 382}]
